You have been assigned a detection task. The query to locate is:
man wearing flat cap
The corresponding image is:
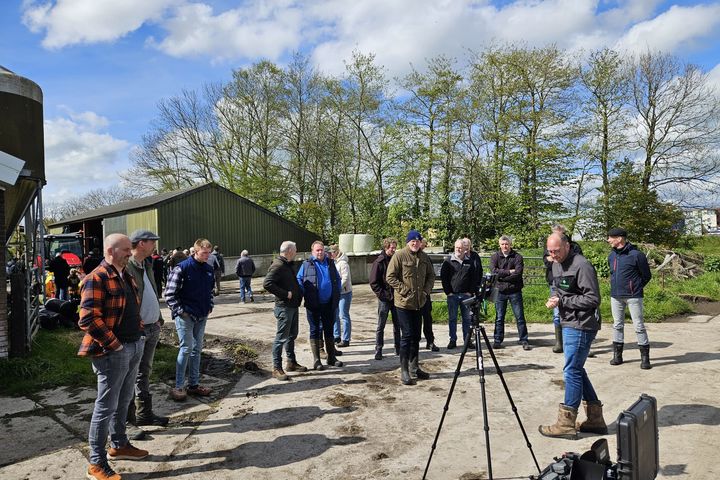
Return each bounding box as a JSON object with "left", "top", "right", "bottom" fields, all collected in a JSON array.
[
  {"left": 386, "top": 230, "right": 435, "bottom": 385},
  {"left": 607, "top": 228, "right": 652, "bottom": 369},
  {"left": 125, "top": 229, "right": 169, "bottom": 436}
]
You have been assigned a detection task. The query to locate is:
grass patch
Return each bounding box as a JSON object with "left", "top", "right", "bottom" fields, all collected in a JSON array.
[{"left": 0, "top": 328, "right": 179, "bottom": 397}]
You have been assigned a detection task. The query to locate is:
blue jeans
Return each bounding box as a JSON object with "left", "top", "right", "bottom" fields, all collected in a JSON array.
[
  {"left": 333, "top": 292, "right": 352, "bottom": 342},
  {"left": 272, "top": 306, "right": 298, "bottom": 368},
  {"left": 375, "top": 300, "right": 400, "bottom": 351},
  {"left": 88, "top": 338, "right": 144, "bottom": 464},
  {"left": 447, "top": 293, "right": 471, "bottom": 342},
  {"left": 174, "top": 315, "right": 208, "bottom": 388},
  {"left": 494, "top": 291, "right": 529, "bottom": 344},
  {"left": 239, "top": 277, "right": 253, "bottom": 301},
  {"left": 550, "top": 286, "right": 560, "bottom": 327},
  {"left": 396, "top": 307, "right": 422, "bottom": 359},
  {"left": 562, "top": 327, "right": 599, "bottom": 409}
]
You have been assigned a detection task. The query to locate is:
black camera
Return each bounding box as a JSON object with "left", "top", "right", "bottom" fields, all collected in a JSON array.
[{"left": 462, "top": 273, "right": 498, "bottom": 308}]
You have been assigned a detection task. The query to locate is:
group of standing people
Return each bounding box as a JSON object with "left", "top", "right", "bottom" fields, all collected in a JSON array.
[
  {"left": 78, "top": 232, "right": 217, "bottom": 480},
  {"left": 76, "top": 224, "right": 656, "bottom": 480}
]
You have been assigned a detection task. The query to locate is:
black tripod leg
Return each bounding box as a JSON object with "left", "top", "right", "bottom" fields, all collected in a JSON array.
[
  {"left": 422, "top": 328, "right": 474, "bottom": 480},
  {"left": 474, "top": 324, "right": 493, "bottom": 480},
  {"left": 478, "top": 325, "right": 542, "bottom": 474}
]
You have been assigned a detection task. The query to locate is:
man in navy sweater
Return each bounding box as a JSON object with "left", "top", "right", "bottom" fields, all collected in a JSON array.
[
  {"left": 165, "top": 238, "right": 216, "bottom": 401},
  {"left": 607, "top": 228, "right": 653, "bottom": 369}
]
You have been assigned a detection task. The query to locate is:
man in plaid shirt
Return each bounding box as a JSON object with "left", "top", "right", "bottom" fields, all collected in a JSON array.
[{"left": 78, "top": 233, "right": 149, "bottom": 480}]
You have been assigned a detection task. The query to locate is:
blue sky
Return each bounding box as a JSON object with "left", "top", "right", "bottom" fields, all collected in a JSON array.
[{"left": 1, "top": 0, "right": 719, "bottom": 204}]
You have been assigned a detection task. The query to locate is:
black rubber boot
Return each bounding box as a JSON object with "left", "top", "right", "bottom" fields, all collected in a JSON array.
[
  {"left": 325, "top": 334, "right": 344, "bottom": 367},
  {"left": 639, "top": 344, "right": 652, "bottom": 370},
  {"left": 400, "top": 354, "right": 415, "bottom": 385},
  {"left": 552, "top": 325, "right": 563, "bottom": 353},
  {"left": 409, "top": 355, "right": 430, "bottom": 380},
  {"left": 135, "top": 394, "right": 169, "bottom": 427},
  {"left": 309, "top": 339, "right": 324, "bottom": 371},
  {"left": 609, "top": 342, "right": 624, "bottom": 366}
]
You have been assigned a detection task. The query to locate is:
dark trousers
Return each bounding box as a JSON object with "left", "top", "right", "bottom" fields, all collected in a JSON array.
[
  {"left": 395, "top": 307, "right": 422, "bottom": 360},
  {"left": 421, "top": 299, "right": 435, "bottom": 344},
  {"left": 375, "top": 300, "right": 400, "bottom": 352},
  {"left": 307, "top": 303, "right": 336, "bottom": 349}
]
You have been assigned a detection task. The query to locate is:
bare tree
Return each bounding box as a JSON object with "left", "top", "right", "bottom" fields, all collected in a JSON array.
[{"left": 631, "top": 51, "right": 720, "bottom": 194}]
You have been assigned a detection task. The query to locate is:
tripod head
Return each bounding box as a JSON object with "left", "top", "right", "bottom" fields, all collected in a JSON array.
[{"left": 462, "top": 273, "right": 497, "bottom": 327}]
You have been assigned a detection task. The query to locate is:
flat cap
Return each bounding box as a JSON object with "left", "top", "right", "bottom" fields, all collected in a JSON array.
[
  {"left": 607, "top": 227, "right": 627, "bottom": 237},
  {"left": 129, "top": 229, "right": 160, "bottom": 243}
]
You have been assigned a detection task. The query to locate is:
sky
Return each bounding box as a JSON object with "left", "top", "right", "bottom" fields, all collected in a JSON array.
[{"left": 1, "top": 0, "right": 719, "bottom": 205}]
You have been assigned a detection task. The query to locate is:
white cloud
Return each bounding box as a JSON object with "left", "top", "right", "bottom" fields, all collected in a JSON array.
[
  {"left": 708, "top": 63, "right": 720, "bottom": 94},
  {"left": 22, "top": 0, "right": 175, "bottom": 48},
  {"left": 43, "top": 110, "right": 130, "bottom": 202},
  {"left": 148, "top": 1, "right": 304, "bottom": 61},
  {"left": 614, "top": 4, "right": 720, "bottom": 55}
]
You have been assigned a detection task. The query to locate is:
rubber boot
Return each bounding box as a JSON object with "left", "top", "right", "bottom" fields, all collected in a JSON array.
[
  {"left": 319, "top": 337, "right": 327, "bottom": 359},
  {"left": 539, "top": 404, "right": 578, "bottom": 439},
  {"left": 552, "top": 325, "right": 563, "bottom": 353},
  {"left": 409, "top": 355, "right": 430, "bottom": 380},
  {"left": 639, "top": 344, "right": 652, "bottom": 370},
  {"left": 309, "top": 339, "right": 324, "bottom": 371},
  {"left": 325, "top": 336, "right": 344, "bottom": 367},
  {"left": 576, "top": 400, "right": 608, "bottom": 434},
  {"left": 135, "top": 394, "right": 169, "bottom": 427},
  {"left": 400, "top": 354, "right": 415, "bottom": 385},
  {"left": 609, "top": 342, "right": 624, "bottom": 366}
]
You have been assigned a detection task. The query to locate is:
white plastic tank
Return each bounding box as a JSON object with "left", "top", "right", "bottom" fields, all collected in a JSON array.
[
  {"left": 338, "top": 234, "right": 355, "bottom": 254},
  {"left": 353, "top": 234, "right": 375, "bottom": 254}
]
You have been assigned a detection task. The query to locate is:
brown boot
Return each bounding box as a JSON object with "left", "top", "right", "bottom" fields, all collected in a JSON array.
[
  {"left": 285, "top": 360, "right": 308, "bottom": 372},
  {"left": 539, "top": 404, "right": 578, "bottom": 440},
  {"left": 272, "top": 367, "right": 289, "bottom": 381},
  {"left": 576, "top": 400, "right": 608, "bottom": 434}
]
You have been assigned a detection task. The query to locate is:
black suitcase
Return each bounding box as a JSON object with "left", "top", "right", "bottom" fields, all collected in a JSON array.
[{"left": 616, "top": 394, "right": 659, "bottom": 480}]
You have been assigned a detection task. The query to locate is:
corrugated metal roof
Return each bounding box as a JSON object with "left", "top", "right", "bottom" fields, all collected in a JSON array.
[{"left": 48, "top": 183, "right": 214, "bottom": 226}]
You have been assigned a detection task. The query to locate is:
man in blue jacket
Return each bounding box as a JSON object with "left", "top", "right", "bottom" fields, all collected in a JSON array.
[
  {"left": 607, "top": 228, "right": 652, "bottom": 369},
  {"left": 297, "top": 241, "right": 343, "bottom": 370},
  {"left": 165, "top": 238, "right": 216, "bottom": 401}
]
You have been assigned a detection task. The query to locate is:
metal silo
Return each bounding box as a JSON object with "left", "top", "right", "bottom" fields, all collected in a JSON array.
[{"left": 0, "top": 65, "right": 46, "bottom": 239}]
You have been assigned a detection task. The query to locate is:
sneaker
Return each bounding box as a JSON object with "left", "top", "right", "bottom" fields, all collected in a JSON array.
[
  {"left": 338, "top": 340, "right": 350, "bottom": 348},
  {"left": 285, "top": 360, "right": 308, "bottom": 372},
  {"left": 374, "top": 350, "right": 383, "bottom": 361},
  {"left": 126, "top": 423, "right": 146, "bottom": 441},
  {"left": 446, "top": 340, "right": 456, "bottom": 349},
  {"left": 169, "top": 387, "right": 186, "bottom": 402},
  {"left": 187, "top": 385, "right": 212, "bottom": 396},
  {"left": 272, "top": 368, "right": 289, "bottom": 381},
  {"left": 107, "top": 443, "right": 148, "bottom": 460},
  {"left": 87, "top": 462, "right": 121, "bottom": 480},
  {"left": 522, "top": 342, "right": 532, "bottom": 351},
  {"left": 492, "top": 341, "right": 503, "bottom": 349}
]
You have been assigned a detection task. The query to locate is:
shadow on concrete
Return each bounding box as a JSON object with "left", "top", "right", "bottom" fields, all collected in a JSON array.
[
  {"left": 645, "top": 351, "right": 720, "bottom": 368},
  {"left": 136, "top": 434, "right": 366, "bottom": 478},
  {"left": 168, "top": 405, "right": 356, "bottom": 436},
  {"left": 658, "top": 404, "right": 720, "bottom": 427}
]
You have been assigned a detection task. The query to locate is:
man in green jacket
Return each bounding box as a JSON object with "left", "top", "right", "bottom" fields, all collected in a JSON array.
[
  {"left": 386, "top": 230, "right": 435, "bottom": 385},
  {"left": 126, "top": 229, "right": 169, "bottom": 437}
]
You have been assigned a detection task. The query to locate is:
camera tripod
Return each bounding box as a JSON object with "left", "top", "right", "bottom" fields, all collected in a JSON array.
[{"left": 422, "top": 300, "right": 541, "bottom": 480}]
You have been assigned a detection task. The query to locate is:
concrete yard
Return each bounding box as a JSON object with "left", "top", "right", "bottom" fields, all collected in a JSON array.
[{"left": 1, "top": 281, "right": 719, "bottom": 479}]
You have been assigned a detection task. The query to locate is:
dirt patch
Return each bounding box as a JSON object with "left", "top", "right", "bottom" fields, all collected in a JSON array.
[
  {"left": 327, "top": 393, "right": 365, "bottom": 408},
  {"left": 459, "top": 472, "right": 487, "bottom": 480},
  {"left": 371, "top": 452, "right": 389, "bottom": 461}
]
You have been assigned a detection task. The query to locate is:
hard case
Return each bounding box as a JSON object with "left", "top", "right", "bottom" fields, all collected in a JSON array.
[{"left": 615, "top": 393, "right": 659, "bottom": 480}]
